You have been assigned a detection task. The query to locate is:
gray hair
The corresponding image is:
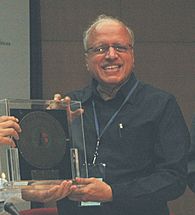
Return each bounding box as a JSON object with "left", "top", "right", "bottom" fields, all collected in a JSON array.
[{"left": 83, "top": 14, "right": 134, "bottom": 51}]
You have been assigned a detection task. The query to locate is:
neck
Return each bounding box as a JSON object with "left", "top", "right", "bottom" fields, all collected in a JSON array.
[{"left": 97, "top": 81, "right": 127, "bottom": 101}]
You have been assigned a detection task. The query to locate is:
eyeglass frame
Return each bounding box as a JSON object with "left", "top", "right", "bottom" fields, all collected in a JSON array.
[{"left": 85, "top": 43, "right": 133, "bottom": 55}]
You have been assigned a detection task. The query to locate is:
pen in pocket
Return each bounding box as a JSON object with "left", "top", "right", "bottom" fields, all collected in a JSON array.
[{"left": 118, "top": 123, "right": 123, "bottom": 137}]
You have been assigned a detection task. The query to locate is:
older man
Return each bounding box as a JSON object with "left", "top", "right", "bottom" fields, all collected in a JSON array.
[{"left": 23, "top": 15, "right": 190, "bottom": 215}]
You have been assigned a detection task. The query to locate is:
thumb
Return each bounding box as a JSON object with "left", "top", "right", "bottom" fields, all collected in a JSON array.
[{"left": 75, "top": 177, "right": 93, "bottom": 185}]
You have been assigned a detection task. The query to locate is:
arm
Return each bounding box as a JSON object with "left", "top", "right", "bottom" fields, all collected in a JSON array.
[
  {"left": 22, "top": 180, "right": 74, "bottom": 203},
  {"left": 111, "top": 97, "right": 190, "bottom": 205}
]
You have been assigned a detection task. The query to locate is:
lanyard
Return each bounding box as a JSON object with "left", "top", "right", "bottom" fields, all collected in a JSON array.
[{"left": 91, "top": 80, "right": 139, "bottom": 164}]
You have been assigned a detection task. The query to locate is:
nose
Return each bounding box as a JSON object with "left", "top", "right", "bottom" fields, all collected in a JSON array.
[{"left": 105, "top": 46, "right": 118, "bottom": 59}]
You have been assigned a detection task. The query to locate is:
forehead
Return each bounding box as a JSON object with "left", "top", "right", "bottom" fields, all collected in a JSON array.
[{"left": 88, "top": 21, "right": 131, "bottom": 45}]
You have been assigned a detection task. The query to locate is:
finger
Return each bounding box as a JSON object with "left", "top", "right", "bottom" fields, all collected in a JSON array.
[
  {"left": 74, "top": 108, "right": 84, "bottom": 117},
  {"left": 0, "top": 136, "right": 16, "bottom": 147},
  {"left": 75, "top": 177, "right": 94, "bottom": 185},
  {"left": 54, "top": 94, "right": 62, "bottom": 101},
  {"left": 0, "top": 120, "right": 21, "bottom": 132},
  {"left": 8, "top": 121, "right": 22, "bottom": 133},
  {"left": 64, "top": 97, "right": 84, "bottom": 122},
  {"left": 0, "top": 116, "right": 19, "bottom": 123},
  {"left": 64, "top": 97, "right": 72, "bottom": 121},
  {"left": 64, "top": 96, "right": 71, "bottom": 111},
  {"left": 43, "top": 186, "right": 60, "bottom": 202},
  {"left": 13, "top": 123, "right": 21, "bottom": 133},
  {"left": 47, "top": 94, "right": 63, "bottom": 110},
  {"left": 68, "top": 186, "right": 86, "bottom": 201},
  {"left": 59, "top": 180, "right": 73, "bottom": 195},
  {"left": 64, "top": 98, "right": 84, "bottom": 115},
  {"left": 68, "top": 194, "right": 83, "bottom": 201},
  {"left": 45, "top": 181, "right": 73, "bottom": 202},
  {"left": 64, "top": 96, "right": 71, "bottom": 103},
  {"left": 0, "top": 127, "right": 20, "bottom": 140}
]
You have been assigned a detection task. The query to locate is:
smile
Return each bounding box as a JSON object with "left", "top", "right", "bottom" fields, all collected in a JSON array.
[{"left": 102, "top": 64, "right": 122, "bottom": 71}]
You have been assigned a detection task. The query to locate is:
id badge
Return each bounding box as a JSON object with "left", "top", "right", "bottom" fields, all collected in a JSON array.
[{"left": 79, "top": 163, "right": 106, "bottom": 207}]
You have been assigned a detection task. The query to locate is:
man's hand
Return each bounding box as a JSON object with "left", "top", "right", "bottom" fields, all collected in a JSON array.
[
  {"left": 22, "top": 180, "right": 74, "bottom": 203},
  {"left": 47, "top": 94, "right": 84, "bottom": 122},
  {"left": 0, "top": 116, "right": 21, "bottom": 146},
  {"left": 69, "top": 177, "right": 113, "bottom": 202}
]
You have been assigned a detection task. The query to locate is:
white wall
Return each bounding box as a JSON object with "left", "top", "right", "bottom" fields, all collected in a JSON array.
[
  {"left": 0, "top": 1, "right": 30, "bottom": 206},
  {"left": 0, "top": 0, "right": 30, "bottom": 99}
]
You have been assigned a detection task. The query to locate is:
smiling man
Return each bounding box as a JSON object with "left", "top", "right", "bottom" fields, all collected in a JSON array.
[
  {"left": 83, "top": 16, "right": 135, "bottom": 102},
  {"left": 85, "top": 18, "right": 134, "bottom": 87},
  {"left": 23, "top": 15, "right": 190, "bottom": 215}
]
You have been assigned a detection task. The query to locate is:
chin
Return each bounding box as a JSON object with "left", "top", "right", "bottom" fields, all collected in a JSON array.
[{"left": 100, "top": 80, "right": 123, "bottom": 87}]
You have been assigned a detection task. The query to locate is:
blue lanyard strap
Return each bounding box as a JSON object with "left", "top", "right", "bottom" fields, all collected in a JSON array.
[{"left": 92, "top": 80, "right": 139, "bottom": 164}]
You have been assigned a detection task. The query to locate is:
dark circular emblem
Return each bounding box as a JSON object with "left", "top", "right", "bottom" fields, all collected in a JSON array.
[{"left": 17, "top": 111, "right": 66, "bottom": 169}]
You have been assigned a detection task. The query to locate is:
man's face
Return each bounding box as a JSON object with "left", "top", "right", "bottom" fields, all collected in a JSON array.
[{"left": 85, "top": 21, "right": 134, "bottom": 87}]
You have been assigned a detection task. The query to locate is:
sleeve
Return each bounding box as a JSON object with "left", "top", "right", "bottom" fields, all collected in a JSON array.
[{"left": 110, "top": 96, "right": 190, "bottom": 206}]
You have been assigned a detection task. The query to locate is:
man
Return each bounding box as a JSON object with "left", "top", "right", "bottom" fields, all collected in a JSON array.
[
  {"left": 0, "top": 116, "right": 21, "bottom": 146},
  {"left": 23, "top": 15, "right": 190, "bottom": 215}
]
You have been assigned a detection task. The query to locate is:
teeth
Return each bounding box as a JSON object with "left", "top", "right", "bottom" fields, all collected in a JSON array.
[{"left": 104, "top": 65, "right": 119, "bottom": 69}]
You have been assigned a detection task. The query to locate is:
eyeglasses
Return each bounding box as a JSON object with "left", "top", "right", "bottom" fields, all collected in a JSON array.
[{"left": 86, "top": 44, "right": 133, "bottom": 55}]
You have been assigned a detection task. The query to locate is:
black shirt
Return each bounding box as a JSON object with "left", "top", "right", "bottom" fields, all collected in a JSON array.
[{"left": 57, "top": 73, "right": 190, "bottom": 215}]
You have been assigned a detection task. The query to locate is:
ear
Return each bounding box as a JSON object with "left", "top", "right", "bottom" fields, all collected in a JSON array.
[
  {"left": 131, "top": 49, "right": 135, "bottom": 68},
  {"left": 86, "top": 63, "right": 89, "bottom": 71},
  {"left": 85, "top": 53, "right": 89, "bottom": 71}
]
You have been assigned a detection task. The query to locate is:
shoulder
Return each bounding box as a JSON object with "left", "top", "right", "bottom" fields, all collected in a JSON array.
[
  {"left": 134, "top": 81, "right": 180, "bottom": 117},
  {"left": 137, "top": 81, "right": 176, "bottom": 104}
]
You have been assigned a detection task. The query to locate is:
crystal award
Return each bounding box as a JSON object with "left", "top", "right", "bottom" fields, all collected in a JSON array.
[{"left": 0, "top": 98, "right": 88, "bottom": 195}]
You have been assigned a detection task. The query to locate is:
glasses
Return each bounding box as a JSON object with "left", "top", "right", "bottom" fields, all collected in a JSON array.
[{"left": 86, "top": 44, "right": 133, "bottom": 55}]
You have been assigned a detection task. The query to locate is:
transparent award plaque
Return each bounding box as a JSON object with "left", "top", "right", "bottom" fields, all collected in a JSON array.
[{"left": 0, "top": 98, "right": 88, "bottom": 198}]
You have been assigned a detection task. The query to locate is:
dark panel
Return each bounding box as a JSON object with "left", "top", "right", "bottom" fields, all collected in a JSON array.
[
  {"left": 40, "top": 0, "right": 121, "bottom": 41},
  {"left": 30, "top": 0, "right": 42, "bottom": 99},
  {"left": 42, "top": 41, "right": 91, "bottom": 99},
  {"left": 134, "top": 43, "right": 195, "bottom": 126},
  {"left": 121, "top": 0, "right": 195, "bottom": 42}
]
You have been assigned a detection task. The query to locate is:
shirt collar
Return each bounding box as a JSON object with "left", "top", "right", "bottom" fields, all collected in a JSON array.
[
  {"left": 80, "top": 72, "right": 139, "bottom": 104},
  {"left": 119, "top": 72, "right": 139, "bottom": 104}
]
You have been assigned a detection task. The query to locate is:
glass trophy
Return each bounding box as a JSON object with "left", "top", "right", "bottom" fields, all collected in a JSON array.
[{"left": 0, "top": 98, "right": 88, "bottom": 204}]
